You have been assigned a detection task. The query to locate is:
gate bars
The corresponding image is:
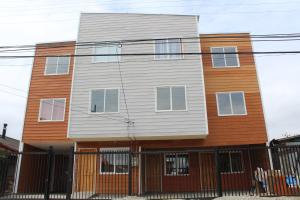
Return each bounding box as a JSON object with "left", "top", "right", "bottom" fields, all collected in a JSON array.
[{"left": 0, "top": 145, "right": 299, "bottom": 199}]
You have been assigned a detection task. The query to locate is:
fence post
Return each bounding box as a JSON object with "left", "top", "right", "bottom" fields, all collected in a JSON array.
[
  {"left": 215, "top": 149, "right": 222, "bottom": 197},
  {"left": 128, "top": 150, "right": 132, "bottom": 196},
  {"left": 44, "top": 146, "right": 53, "bottom": 200},
  {"left": 66, "top": 147, "right": 74, "bottom": 200}
]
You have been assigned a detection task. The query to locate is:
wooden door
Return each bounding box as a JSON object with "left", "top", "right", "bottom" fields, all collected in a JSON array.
[
  {"left": 76, "top": 148, "right": 97, "bottom": 192},
  {"left": 145, "top": 154, "right": 162, "bottom": 193},
  {"left": 199, "top": 153, "right": 216, "bottom": 191}
]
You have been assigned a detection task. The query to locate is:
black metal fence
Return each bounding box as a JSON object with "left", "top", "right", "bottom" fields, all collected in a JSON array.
[{"left": 0, "top": 145, "right": 300, "bottom": 199}]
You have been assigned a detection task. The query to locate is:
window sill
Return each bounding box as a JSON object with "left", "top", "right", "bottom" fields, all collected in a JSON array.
[
  {"left": 218, "top": 113, "right": 247, "bottom": 117},
  {"left": 212, "top": 65, "right": 240, "bottom": 69},
  {"left": 100, "top": 172, "right": 128, "bottom": 175},
  {"left": 155, "top": 109, "right": 188, "bottom": 113},
  {"left": 44, "top": 73, "right": 69, "bottom": 76},
  {"left": 89, "top": 111, "right": 120, "bottom": 115},
  {"left": 38, "top": 120, "right": 65, "bottom": 122},
  {"left": 164, "top": 174, "right": 189, "bottom": 176},
  {"left": 221, "top": 171, "right": 245, "bottom": 175}
]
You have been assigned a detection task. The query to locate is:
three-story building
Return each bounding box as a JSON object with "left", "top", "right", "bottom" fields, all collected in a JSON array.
[{"left": 17, "top": 13, "right": 267, "bottom": 196}]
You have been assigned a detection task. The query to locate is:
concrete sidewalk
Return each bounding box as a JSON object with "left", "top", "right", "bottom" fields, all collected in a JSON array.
[{"left": 215, "top": 196, "right": 300, "bottom": 200}]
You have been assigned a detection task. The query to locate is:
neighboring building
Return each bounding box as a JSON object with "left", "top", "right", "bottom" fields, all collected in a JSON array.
[
  {"left": 271, "top": 135, "right": 300, "bottom": 146},
  {"left": 17, "top": 13, "right": 268, "bottom": 195},
  {"left": 270, "top": 135, "right": 300, "bottom": 180},
  {"left": 0, "top": 135, "right": 19, "bottom": 194},
  {"left": 0, "top": 136, "right": 19, "bottom": 153}
]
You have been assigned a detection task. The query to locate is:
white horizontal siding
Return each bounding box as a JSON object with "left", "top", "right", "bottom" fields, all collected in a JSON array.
[{"left": 68, "top": 13, "right": 208, "bottom": 140}]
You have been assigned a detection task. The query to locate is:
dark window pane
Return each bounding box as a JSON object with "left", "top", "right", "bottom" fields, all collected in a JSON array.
[
  {"left": 101, "top": 153, "right": 114, "bottom": 173},
  {"left": 157, "top": 87, "right": 171, "bottom": 110},
  {"left": 177, "top": 154, "right": 189, "bottom": 175},
  {"left": 40, "top": 99, "right": 53, "bottom": 120},
  {"left": 169, "top": 39, "right": 181, "bottom": 59},
  {"left": 224, "top": 47, "right": 239, "bottom": 66},
  {"left": 231, "top": 152, "right": 243, "bottom": 172},
  {"left": 231, "top": 92, "right": 246, "bottom": 115},
  {"left": 91, "top": 90, "right": 104, "bottom": 112},
  {"left": 211, "top": 48, "right": 225, "bottom": 67},
  {"left": 217, "top": 93, "right": 231, "bottom": 115},
  {"left": 57, "top": 57, "right": 69, "bottom": 74},
  {"left": 219, "top": 153, "right": 231, "bottom": 173},
  {"left": 165, "top": 154, "right": 176, "bottom": 175},
  {"left": 45, "top": 57, "right": 58, "bottom": 74},
  {"left": 172, "top": 86, "right": 186, "bottom": 110},
  {"left": 105, "top": 89, "right": 118, "bottom": 112},
  {"left": 52, "top": 99, "right": 65, "bottom": 120},
  {"left": 115, "top": 153, "right": 129, "bottom": 173}
]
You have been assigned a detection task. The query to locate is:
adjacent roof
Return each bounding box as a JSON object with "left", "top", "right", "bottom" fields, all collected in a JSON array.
[
  {"left": 0, "top": 136, "right": 20, "bottom": 152},
  {"left": 276, "top": 135, "right": 300, "bottom": 143}
]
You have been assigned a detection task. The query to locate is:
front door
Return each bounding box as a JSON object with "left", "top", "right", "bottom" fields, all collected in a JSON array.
[
  {"left": 145, "top": 154, "right": 162, "bottom": 193},
  {"left": 76, "top": 148, "right": 97, "bottom": 192}
]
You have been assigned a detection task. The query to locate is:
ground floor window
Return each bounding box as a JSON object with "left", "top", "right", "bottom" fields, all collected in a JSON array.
[
  {"left": 100, "top": 148, "right": 129, "bottom": 174},
  {"left": 165, "top": 153, "right": 189, "bottom": 175},
  {"left": 219, "top": 151, "right": 243, "bottom": 173}
]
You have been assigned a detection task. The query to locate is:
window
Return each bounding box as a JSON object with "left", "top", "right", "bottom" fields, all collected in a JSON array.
[
  {"left": 211, "top": 47, "right": 239, "bottom": 68},
  {"left": 156, "top": 86, "right": 186, "bottom": 111},
  {"left": 155, "top": 39, "right": 182, "bottom": 59},
  {"left": 165, "top": 153, "right": 189, "bottom": 175},
  {"left": 220, "top": 152, "right": 243, "bottom": 173},
  {"left": 216, "top": 92, "right": 247, "bottom": 116},
  {"left": 39, "top": 98, "right": 66, "bottom": 121},
  {"left": 93, "top": 44, "right": 121, "bottom": 62},
  {"left": 45, "top": 56, "right": 70, "bottom": 75},
  {"left": 90, "top": 89, "right": 119, "bottom": 113},
  {"left": 100, "top": 148, "right": 129, "bottom": 174}
]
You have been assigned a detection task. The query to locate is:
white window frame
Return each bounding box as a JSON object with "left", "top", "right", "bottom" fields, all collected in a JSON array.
[
  {"left": 164, "top": 153, "right": 189, "bottom": 176},
  {"left": 38, "top": 98, "right": 66, "bottom": 122},
  {"left": 154, "top": 38, "right": 183, "bottom": 60},
  {"left": 89, "top": 88, "right": 120, "bottom": 114},
  {"left": 99, "top": 147, "right": 130, "bottom": 174},
  {"left": 155, "top": 85, "right": 188, "bottom": 112},
  {"left": 92, "top": 44, "right": 121, "bottom": 63},
  {"left": 210, "top": 46, "right": 240, "bottom": 68},
  {"left": 216, "top": 91, "right": 247, "bottom": 116},
  {"left": 220, "top": 151, "right": 244, "bottom": 174},
  {"left": 44, "top": 56, "right": 70, "bottom": 75}
]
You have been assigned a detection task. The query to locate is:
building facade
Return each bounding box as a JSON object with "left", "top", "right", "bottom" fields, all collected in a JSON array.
[{"left": 17, "top": 13, "right": 268, "bottom": 195}]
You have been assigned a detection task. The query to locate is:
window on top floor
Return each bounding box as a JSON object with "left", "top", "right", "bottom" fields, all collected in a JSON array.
[
  {"left": 155, "top": 39, "right": 182, "bottom": 59},
  {"left": 211, "top": 47, "right": 239, "bottom": 68},
  {"left": 39, "top": 98, "right": 66, "bottom": 121},
  {"left": 216, "top": 92, "right": 247, "bottom": 116},
  {"left": 93, "top": 44, "right": 121, "bottom": 63},
  {"left": 45, "top": 56, "right": 70, "bottom": 75}
]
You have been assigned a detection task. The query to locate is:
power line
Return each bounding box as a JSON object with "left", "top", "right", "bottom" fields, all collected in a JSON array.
[
  {"left": 0, "top": 83, "right": 27, "bottom": 93},
  {"left": 1, "top": 33, "right": 300, "bottom": 51},
  {"left": 1, "top": 51, "right": 300, "bottom": 59},
  {"left": 2, "top": 38, "right": 300, "bottom": 54}
]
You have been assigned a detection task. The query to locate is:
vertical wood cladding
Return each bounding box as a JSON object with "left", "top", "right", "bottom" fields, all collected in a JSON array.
[
  {"left": 200, "top": 33, "right": 268, "bottom": 146},
  {"left": 22, "top": 41, "right": 75, "bottom": 142}
]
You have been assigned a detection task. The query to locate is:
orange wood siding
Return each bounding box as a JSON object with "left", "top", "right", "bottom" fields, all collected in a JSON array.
[
  {"left": 22, "top": 42, "right": 75, "bottom": 142},
  {"left": 199, "top": 33, "right": 268, "bottom": 146}
]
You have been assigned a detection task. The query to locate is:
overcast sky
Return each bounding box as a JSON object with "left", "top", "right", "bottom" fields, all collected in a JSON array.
[{"left": 0, "top": 0, "right": 299, "bottom": 140}]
